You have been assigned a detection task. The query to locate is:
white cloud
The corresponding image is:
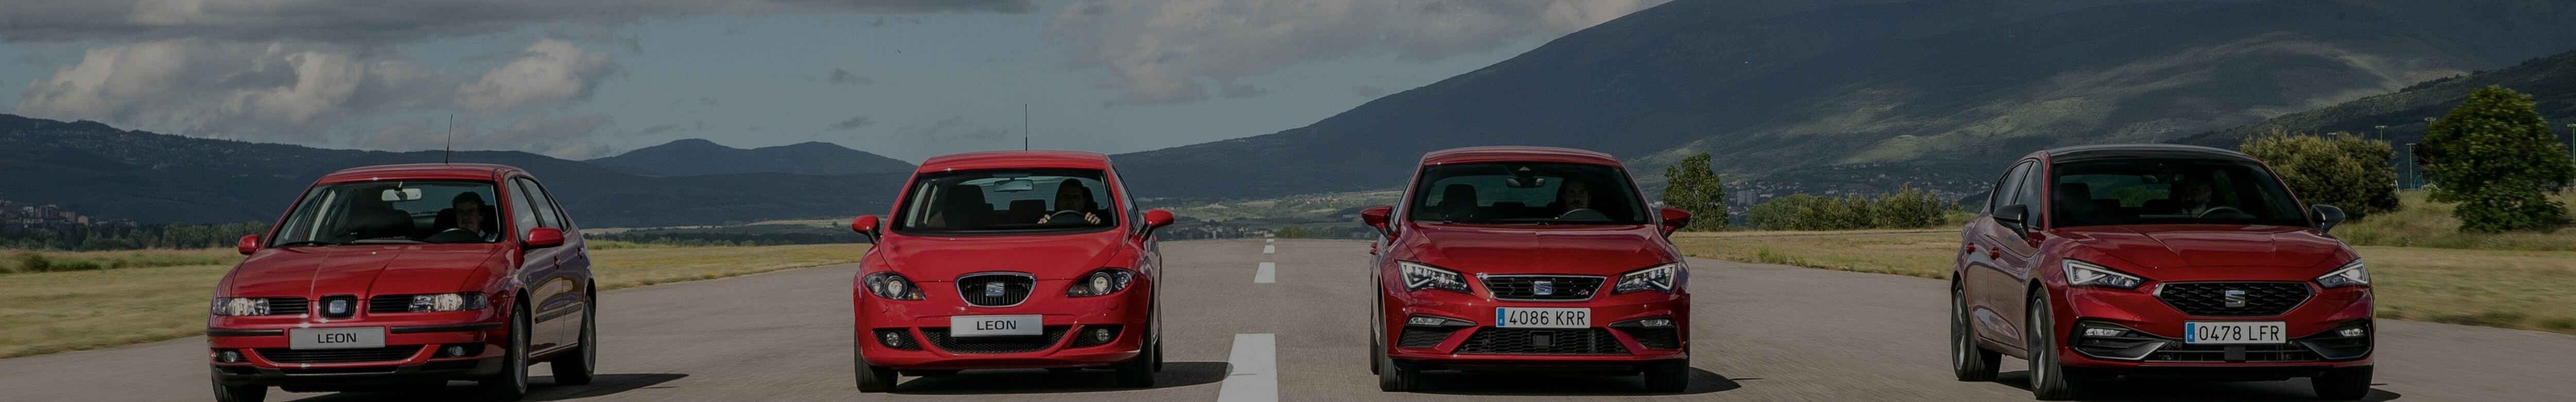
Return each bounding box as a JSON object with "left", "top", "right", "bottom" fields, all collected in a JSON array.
[
  {"left": 1049, "top": 0, "right": 1667, "bottom": 103},
  {"left": 14, "top": 39, "right": 454, "bottom": 142},
  {"left": 0, "top": 0, "right": 1034, "bottom": 44},
  {"left": 456, "top": 39, "right": 616, "bottom": 112}
]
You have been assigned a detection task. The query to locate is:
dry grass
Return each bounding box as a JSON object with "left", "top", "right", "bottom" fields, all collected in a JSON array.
[
  {"left": 2331, "top": 191, "right": 2576, "bottom": 251},
  {"left": 2, "top": 248, "right": 245, "bottom": 273},
  {"left": 1679, "top": 231, "right": 2576, "bottom": 335},
  {"left": 0, "top": 243, "right": 867, "bottom": 358}
]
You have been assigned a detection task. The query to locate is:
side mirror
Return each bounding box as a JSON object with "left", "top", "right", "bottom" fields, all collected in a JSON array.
[
  {"left": 851, "top": 215, "right": 880, "bottom": 236},
  {"left": 525, "top": 228, "right": 566, "bottom": 248},
  {"left": 1360, "top": 205, "right": 1396, "bottom": 238},
  {"left": 2311, "top": 204, "right": 2346, "bottom": 232},
  {"left": 1658, "top": 207, "right": 1693, "bottom": 236},
  {"left": 237, "top": 234, "right": 260, "bottom": 255},
  {"left": 1993, "top": 204, "right": 2031, "bottom": 234},
  {"left": 1144, "top": 209, "right": 1175, "bottom": 229}
]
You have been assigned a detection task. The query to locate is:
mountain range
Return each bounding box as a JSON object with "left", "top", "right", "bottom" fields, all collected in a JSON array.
[
  {"left": 2179, "top": 49, "right": 2576, "bottom": 148},
  {"left": 586, "top": 138, "right": 914, "bottom": 177}
]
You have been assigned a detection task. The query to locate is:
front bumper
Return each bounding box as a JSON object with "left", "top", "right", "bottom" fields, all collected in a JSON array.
[
  {"left": 2049, "top": 285, "right": 2374, "bottom": 375},
  {"left": 854, "top": 280, "right": 1152, "bottom": 371},
  {"left": 206, "top": 313, "right": 508, "bottom": 386},
  {"left": 1381, "top": 289, "right": 1689, "bottom": 370}
]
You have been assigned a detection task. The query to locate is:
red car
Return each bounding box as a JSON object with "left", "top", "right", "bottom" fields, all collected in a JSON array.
[
  {"left": 1950, "top": 145, "right": 2372, "bottom": 400},
  {"left": 207, "top": 164, "right": 596, "bottom": 402},
  {"left": 848, "top": 150, "right": 1176, "bottom": 392},
  {"left": 1361, "top": 146, "right": 1697, "bottom": 392}
]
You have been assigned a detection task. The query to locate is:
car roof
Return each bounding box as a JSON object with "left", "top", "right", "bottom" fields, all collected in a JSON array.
[
  {"left": 917, "top": 150, "right": 1114, "bottom": 172},
  {"left": 317, "top": 163, "right": 519, "bottom": 183},
  {"left": 1420, "top": 146, "right": 1623, "bottom": 166},
  {"left": 2042, "top": 144, "right": 2261, "bottom": 164}
]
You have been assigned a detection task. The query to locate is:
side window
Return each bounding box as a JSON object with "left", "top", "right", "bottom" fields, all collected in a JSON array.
[
  {"left": 514, "top": 178, "right": 565, "bottom": 229},
  {"left": 2016, "top": 162, "right": 2049, "bottom": 219},
  {"left": 1990, "top": 161, "right": 2035, "bottom": 212},
  {"left": 504, "top": 179, "right": 541, "bottom": 239}
]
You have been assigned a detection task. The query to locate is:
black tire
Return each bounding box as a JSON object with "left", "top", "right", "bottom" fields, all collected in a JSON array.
[
  {"left": 1642, "top": 358, "right": 1689, "bottom": 393},
  {"left": 478, "top": 302, "right": 533, "bottom": 401},
  {"left": 1952, "top": 286, "right": 2001, "bottom": 381},
  {"left": 549, "top": 296, "right": 597, "bottom": 386},
  {"left": 1113, "top": 340, "right": 1157, "bottom": 388},
  {"left": 1368, "top": 335, "right": 1383, "bottom": 375},
  {"left": 2312, "top": 366, "right": 2373, "bottom": 400},
  {"left": 211, "top": 380, "right": 265, "bottom": 402},
  {"left": 854, "top": 348, "right": 897, "bottom": 392},
  {"left": 1374, "top": 346, "right": 1418, "bottom": 392},
  {"left": 2027, "top": 292, "right": 2085, "bottom": 400}
]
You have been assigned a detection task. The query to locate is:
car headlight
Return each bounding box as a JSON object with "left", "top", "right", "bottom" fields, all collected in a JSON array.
[
  {"left": 1614, "top": 263, "right": 1684, "bottom": 294},
  {"left": 1066, "top": 268, "right": 1137, "bottom": 297},
  {"left": 2062, "top": 259, "right": 2144, "bottom": 289},
  {"left": 209, "top": 298, "right": 272, "bottom": 316},
  {"left": 405, "top": 292, "right": 489, "bottom": 312},
  {"left": 1397, "top": 261, "right": 1469, "bottom": 293},
  {"left": 2316, "top": 260, "right": 2368, "bottom": 288},
  {"left": 862, "top": 272, "right": 925, "bottom": 300}
]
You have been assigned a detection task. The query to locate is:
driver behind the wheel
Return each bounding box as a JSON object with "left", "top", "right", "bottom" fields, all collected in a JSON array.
[
  {"left": 449, "top": 192, "right": 499, "bottom": 242},
  {"left": 1036, "top": 180, "right": 1103, "bottom": 224},
  {"left": 2174, "top": 179, "right": 2217, "bottom": 217},
  {"left": 1555, "top": 179, "right": 1609, "bottom": 221}
]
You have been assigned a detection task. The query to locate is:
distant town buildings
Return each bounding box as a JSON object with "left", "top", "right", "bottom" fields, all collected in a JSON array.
[{"left": 0, "top": 197, "right": 130, "bottom": 227}]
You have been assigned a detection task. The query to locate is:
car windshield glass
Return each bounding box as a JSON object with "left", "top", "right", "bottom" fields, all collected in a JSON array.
[
  {"left": 2051, "top": 159, "right": 2308, "bottom": 228},
  {"left": 272, "top": 181, "right": 506, "bottom": 246},
  {"left": 893, "top": 168, "right": 1119, "bottom": 234},
  {"left": 1405, "top": 162, "right": 1649, "bottom": 225}
]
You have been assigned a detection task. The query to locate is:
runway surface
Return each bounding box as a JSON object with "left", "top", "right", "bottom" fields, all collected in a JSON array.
[{"left": 4, "top": 239, "right": 2571, "bottom": 401}]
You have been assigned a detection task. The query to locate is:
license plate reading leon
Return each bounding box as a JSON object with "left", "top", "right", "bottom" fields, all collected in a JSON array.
[
  {"left": 2184, "top": 321, "right": 2286, "bottom": 344},
  {"left": 949, "top": 314, "right": 1043, "bottom": 337},
  {"left": 1495, "top": 307, "right": 1590, "bottom": 328},
  {"left": 289, "top": 327, "right": 386, "bottom": 350}
]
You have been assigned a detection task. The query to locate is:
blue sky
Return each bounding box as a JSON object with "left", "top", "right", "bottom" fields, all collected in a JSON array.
[{"left": 0, "top": 0, "right": 1663, "bottom": 162}]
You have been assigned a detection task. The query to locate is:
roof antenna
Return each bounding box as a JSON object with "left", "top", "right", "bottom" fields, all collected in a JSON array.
[
  {"left": 443, "top": 114, "right": 455, "bottom": 165},
  {"left": 1022, "top": 103, "right": 1030, "bottom": 151}
]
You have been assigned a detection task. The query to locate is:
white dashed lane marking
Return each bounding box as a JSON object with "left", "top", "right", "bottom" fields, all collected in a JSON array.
[
  {"left": 1254, "top": 262, "right": 1276, "bottom": 284},
  {"left": 1214, "top": 333, "right": 1278, "bottom": 402},
  {"left": 1262, "top": 244, "right": 1275, "bottom": 254}
]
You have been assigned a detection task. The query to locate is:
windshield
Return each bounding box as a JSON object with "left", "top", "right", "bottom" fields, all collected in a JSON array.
[
  {"left": 272, "top": 180, "right": 506, "bottom": 246},
  {"left": 893, "top": 168, "right": 1120, "bottom": 234},
  {"left": 1405, "top": 162, "right": 1650, "bottom": 225},
  {"left": 2051, "top": 159, "right": 2308, "bottom": 228}
]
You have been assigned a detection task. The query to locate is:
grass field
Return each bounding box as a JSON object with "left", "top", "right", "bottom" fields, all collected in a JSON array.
[
  {"left": 1673, "top": 231, "right": 2576, "bottom": 335},
  {"left": 0, "top": 242, "right": 869, "bottom": 358}
]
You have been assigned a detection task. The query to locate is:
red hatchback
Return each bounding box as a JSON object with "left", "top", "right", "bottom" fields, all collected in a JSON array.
[
  {"left": 207, "top": 164, "right": 596, "bottom": 402},
  {"left": 848, "top": 150, "right": 1175, "bottom": 392},
  {"left": 1951, "top": 145, "right": 2372, "bottom": 400},
  {"left": 1361, "top": 146, "right": 1696, "bottom": 392}
]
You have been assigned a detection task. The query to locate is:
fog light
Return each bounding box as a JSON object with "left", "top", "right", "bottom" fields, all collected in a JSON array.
[
  {"left": 1091, "top": 328, "right": 1115, "bottom": 343},
  {"left": 1639, "top": 318, "right": 1675, "bottom": 328},
  {"left": 2338, "top": 328, "right": 2366, "bottom": 338},
  {"left": 2083, "top": 328, "right": 2125, "bottom": 337},
  {"left": 879, "top": 331, "right": 907, "bottom": 347},
  {"left": 215, "top": 350, "right": 245, "bottom": 363},
  {"left": 443, "top": 345, "right": 468, "bottom": 357},
  {"left": 1406, "top": 316, "right": 1446, "bottom": 326}
]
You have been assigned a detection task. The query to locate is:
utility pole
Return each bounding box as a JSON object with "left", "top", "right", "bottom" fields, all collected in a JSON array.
[
  {"left": 2374, "top": 125, "right": 2388, "bottom": 141},
  {"left": 1023, "top": 103, "right": 1030, "bottom": 151}
]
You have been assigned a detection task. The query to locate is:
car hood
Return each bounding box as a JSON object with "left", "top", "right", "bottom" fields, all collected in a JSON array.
[
  {"left": 875, "top": 230, "right": 1128, "bottom": 281},
  {"left": 2055, "top": 224, "right": 2348, "bottom": 270},
  {"left": 1401, "top": 223, "right": 1676, "bottom": 274},
  {"left": 221, "top": 244, "right": 504, "bottom": 297}
]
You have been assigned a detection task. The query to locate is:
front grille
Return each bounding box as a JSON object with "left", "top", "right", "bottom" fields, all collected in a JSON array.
[
  {"left": 1398, "top": 326, "right": 1465, "bottom": 348},
  {"left": 1616, "top": 327, "right": 1682, "bottom": 350},
  {"left": 920, "top": 325, "right": 1071, "bottom": 354},
  {"left": 368, "top": 295, "right": 412, "bottom": 313},
  {"left": 257, "top": 346, "right": 423, "bottom": 364},
  {"left": 955, "top": 273, "right": 1036, "bottom": 307},
  {"left": 1456, "top": 328, "right": 1629, "bottom": 355},
  {"left": 1480, "top": 275, "right": 1605, "bottom": 301},
  {"left": 2147, "top": 343, "right": 2319, "bottom": 362},
  {"left": 2158, "top": 282, "right": 2311, "bottom": 317},
  {"left": 265, "top": 298, "right": 309, "bottom": 316},
  {"left": 316, "top": 295, "right": 359, "bottom": 319}
]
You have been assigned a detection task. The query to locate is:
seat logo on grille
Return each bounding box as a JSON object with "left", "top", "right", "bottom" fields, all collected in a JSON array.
[
  {"left": 326, "top": 299, "right": 350, "bottom": 316},
  {"left": 1532, "top": 280, "right": 1555, "bottom": 296},
  {"left": 984, "top": 281, "right": 1006, "bottom": 298},
  {"left": 2223, "top": 289, "right": 2248, "bottom": 308}
]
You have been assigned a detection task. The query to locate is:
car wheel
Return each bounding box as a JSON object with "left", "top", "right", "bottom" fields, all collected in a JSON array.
[
  {"left": 1374, "top": 343, "right": 1419, "bottom": 392},
  {"left": 211, "top": 380, "right": 265, "bottom": 402},
  {"left": 854, "top": 349, "right": 897, "bottom": 392},
  {"left": 2312, "top": 366, "right": 2372, "bottom": 400},
  {"left": 1113, "top": 339, "right": 1157, "bottom": 388},
  {"left": 549, "top": 297, "right": 598, "bottom": 386},
  {"left": 478, "top": 302, "right": 533, "bottom": 401},
  {"left": 1952, "top": 286, "right": 2001, "bottom": 381},
  {"left": 2027, "top": 292, "right": 2085, "bottom": 400},
  {"left": 1369, "top": 334, "right": 1384, "bottom": 375},
  {"left": 1642, "top": 356, "right": 1689, "bottom": 393}
]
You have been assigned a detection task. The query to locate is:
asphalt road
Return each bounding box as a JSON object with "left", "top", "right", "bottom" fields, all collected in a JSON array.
[{"left": 4, "top": 239, "right": 2573, "bottom": 401}]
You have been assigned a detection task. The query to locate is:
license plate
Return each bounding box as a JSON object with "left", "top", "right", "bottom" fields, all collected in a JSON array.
[
  {"left": 949, "top": 314, "right": 1043, "bottom": 337},
  {"left": 2184, "top": 321, "right": 2286, "bottom": 344},
  {"left": 1495, "top": 307, "right": 1590, "bottom": 328},
  {"left": 289, "top": 327, "right": 386, "bottom": 350}
]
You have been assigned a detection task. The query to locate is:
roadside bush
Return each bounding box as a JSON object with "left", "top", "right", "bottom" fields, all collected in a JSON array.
[
  {"left": 1742, "top": 186, "right": 1951, "bottom": 231},
  {"left": 2240, "top": 131, "right": 2400, "bottom": 219}
]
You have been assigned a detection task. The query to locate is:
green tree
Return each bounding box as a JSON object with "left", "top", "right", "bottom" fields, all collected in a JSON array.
[
  {"left": 1659, "top": 152, "right": 1729, "bottom": 231},
  {"left": 2239, "top": 131, "right": 2401, "bottom": 219},
  {"left": 1744, "top": 194, "right": 1821, "bottom": 231},
  {"left": 1872, "top": 184, "right": 1947, "bottom": 229},
  {"left": 2420, "top": 85, "right": 2576, "bottom": 232}
]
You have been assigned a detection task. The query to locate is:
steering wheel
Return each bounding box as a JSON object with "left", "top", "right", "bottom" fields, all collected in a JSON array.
[
  {"left": 2194, "top": 206, "right": 2243, "bottom": 218},
  {"left": 1045, "top": 210, "right": 1089, "bottom": 223},
  {"left": 1557, "top": 208, "right": 1606, "bottom": 220},
  {"left": 421, "top": 228, "right": 480, "bottom": 242}
]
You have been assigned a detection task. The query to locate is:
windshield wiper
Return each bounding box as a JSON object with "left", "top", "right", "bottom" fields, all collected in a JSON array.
[
  {"left": 272, "top": 240, "right": 340, "bottom": 248},
  {"left": 350, "top": 237, "right": 428, "bottom": 244}
]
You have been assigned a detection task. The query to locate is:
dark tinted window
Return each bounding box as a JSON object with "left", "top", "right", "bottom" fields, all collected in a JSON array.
[
  {"left": 2049, "top": 159, "right": 2307, "bottom": 227},
  {"left": 270, "top": 181, "right": 504, "bottom": 245},
  {"left": 1989, "top": 161, "right": 2036, "bottom": 212},
  {"left": 1404, "top": 162, "right": 1649, "bottom": 225},
  {"left": 893, "top": 168, "right": 1119, "bottom": 234}
]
